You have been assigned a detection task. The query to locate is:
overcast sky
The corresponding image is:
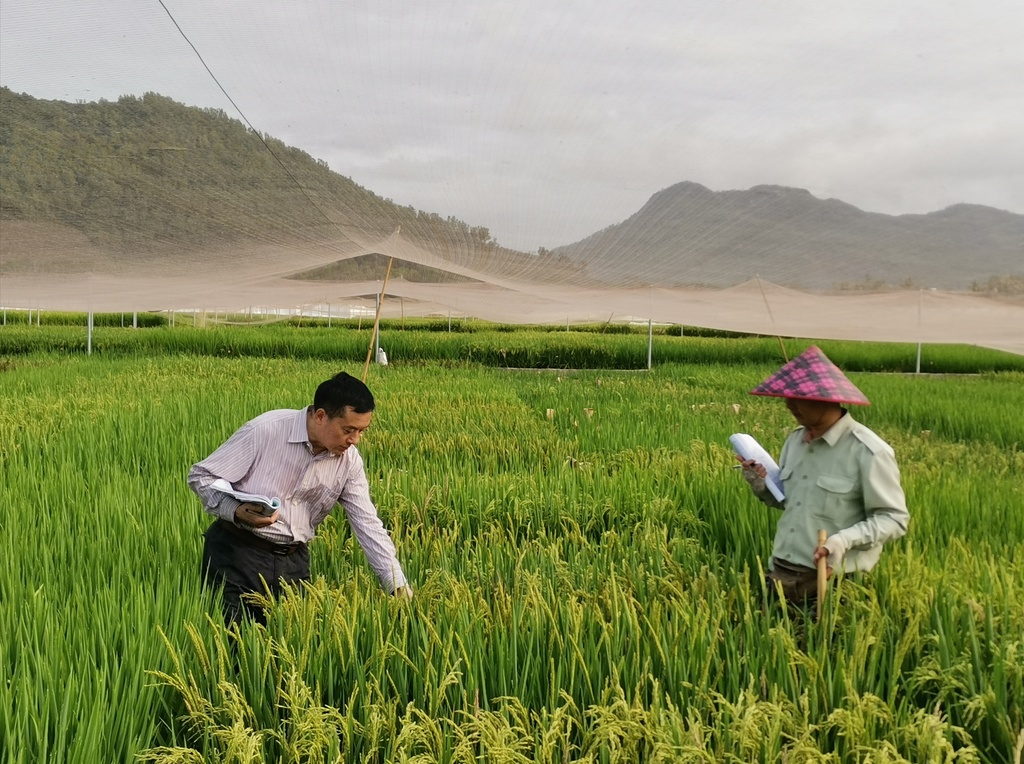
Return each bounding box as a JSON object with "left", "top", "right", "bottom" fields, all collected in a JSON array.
[{"left": 2, "top": 0, "right": 1022, "bottom": 252}]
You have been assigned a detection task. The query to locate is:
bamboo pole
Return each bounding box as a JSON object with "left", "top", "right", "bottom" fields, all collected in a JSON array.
[
  {"left": 816, "top": 529, "right": 828, "bottom": 621},
  {"left": 756, "top": 274, "right": 789, "bottom": 362},
  {"left": 362, "top": 257, "right": 395, "bottom": 382}
]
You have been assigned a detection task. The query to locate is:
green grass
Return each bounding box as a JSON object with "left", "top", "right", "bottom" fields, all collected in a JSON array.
[
  {"left": 0, "top": 343, "right": 1021, "bottom": 763},
  {"left": 2, "top": 322, "right": 1023, "bottom": 373}
]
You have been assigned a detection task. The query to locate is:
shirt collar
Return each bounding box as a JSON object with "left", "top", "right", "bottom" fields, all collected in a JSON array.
[
  {"left": 819, "top": 408, "right": 855, "bottom": 446},
  {"left": 288, "top": 408, "right": 311, "bottom": 446}
]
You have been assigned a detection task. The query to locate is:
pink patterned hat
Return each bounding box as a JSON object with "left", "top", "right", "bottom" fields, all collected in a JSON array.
[{"left": 750, "top": 346, "right": 870, "bottom": 405}]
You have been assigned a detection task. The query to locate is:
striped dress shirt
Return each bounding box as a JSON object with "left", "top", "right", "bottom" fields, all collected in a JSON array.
[{"left": 188, "top": 408, "right": 408, "bottom": 593}]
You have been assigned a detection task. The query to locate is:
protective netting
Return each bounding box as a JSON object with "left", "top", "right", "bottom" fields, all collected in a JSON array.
[{"left": 1, "top": 2, "right": 1022, "bottom": 354}]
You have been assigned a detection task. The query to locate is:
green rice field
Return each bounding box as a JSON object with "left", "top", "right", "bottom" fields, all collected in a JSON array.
[{"left": 1, "top": 323, "right": 1021, "bottom": 763}]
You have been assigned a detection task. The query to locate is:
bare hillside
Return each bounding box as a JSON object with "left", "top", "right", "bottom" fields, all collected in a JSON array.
[{"left": 552, "top": 182, "right": 1024, "bottom": 290}]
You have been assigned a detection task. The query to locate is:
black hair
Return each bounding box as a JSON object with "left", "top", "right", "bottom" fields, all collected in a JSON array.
[{"left": 313, "top": 372, "right": 375, "bottom": 417}]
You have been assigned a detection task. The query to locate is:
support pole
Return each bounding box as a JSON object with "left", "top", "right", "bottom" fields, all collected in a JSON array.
[
  {"left": 816, "top": 529, "right": 828, "bottom": 621},
  {"left": 647, "top": 318, "right": 653, "bottom": 370},
  {"left": 362, "top": 258, "right": 395, "bottom": 382},
  {"left": 916, "top": 289, "right": 923, "bottom": 374}
]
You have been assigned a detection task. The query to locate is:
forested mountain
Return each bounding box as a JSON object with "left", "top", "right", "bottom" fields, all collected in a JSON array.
[{"left": 0, "top": 87, "right": 505, "bottom": 271}]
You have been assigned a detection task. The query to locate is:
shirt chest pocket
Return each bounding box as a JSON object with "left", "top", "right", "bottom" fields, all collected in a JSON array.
[
  {"left": 815, "top": 474, "right": 863, "bottom": 526},
  {"left": 291, "top": 475, "right": 339, "bottom": 515}
]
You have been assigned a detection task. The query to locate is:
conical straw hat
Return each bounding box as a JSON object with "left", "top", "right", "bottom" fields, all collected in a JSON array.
[{"left": 750, "top": 345, "right": 870, "bottom": 405}]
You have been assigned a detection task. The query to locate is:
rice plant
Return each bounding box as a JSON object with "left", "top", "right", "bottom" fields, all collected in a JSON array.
[{"left": 0, "top": 344, "right": 1020, "bottom": 763}]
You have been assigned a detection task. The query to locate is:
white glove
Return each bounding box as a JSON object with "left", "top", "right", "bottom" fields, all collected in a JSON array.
[{"left": 823, "top": 535, "right": 848, "bottom": 569}]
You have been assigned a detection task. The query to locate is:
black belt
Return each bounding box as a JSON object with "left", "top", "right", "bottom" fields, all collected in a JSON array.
[{"left": 217, "top": 519, "right": 306, "bottom": 555}]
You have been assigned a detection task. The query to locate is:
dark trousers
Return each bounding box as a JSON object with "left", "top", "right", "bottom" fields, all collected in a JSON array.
[
  {"left": 766, "top": 558, "right": 821, "bottom": 605},
  {"left": 201, "top": 520, "right": 310, "bottom": 626}
]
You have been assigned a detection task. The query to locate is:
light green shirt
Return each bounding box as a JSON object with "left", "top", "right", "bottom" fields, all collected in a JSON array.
[{"left": 754, "top": 411, "right": 909, "bottom": 572}]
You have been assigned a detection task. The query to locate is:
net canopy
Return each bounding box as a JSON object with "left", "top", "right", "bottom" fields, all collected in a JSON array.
[{"left": 2, "top": 1, "right": 1023, "bottom": 355}]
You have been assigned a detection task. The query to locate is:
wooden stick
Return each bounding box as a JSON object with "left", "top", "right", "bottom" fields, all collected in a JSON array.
[
  {"left": 362, "top": 256, "right": 395, "bottom": 382},
  {"left": 816, "top": 529, "right": 828, "bottom": 621},
  {"left": 756, "top": 274, "right": 789, "bottom": 362}
]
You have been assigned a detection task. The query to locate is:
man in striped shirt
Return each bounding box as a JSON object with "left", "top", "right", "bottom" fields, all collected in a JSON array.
[{"left": 188, "top": 371, "right": 412, "bottom": 625}]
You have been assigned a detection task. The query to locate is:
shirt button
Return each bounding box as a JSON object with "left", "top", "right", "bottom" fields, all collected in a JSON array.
[
  {"left": 802, "top": 475, "right": 808, "bottom": 479},
  {"left": 789, "top": 529, "right": 795, "bottom": 533},
  {"left": 796, "top": 502, "right": 802, "bottom": 506}
]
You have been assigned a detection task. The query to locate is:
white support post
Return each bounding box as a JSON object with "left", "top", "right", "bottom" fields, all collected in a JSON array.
[
  {"left": 916, "top": 289, "right": 923, "bottom": 375},
  {"left": 87, "top": 311, "right": 93, "bottom": 356},
  {"left": 647, "top": 318, "right": 654, "bottom": 370}
]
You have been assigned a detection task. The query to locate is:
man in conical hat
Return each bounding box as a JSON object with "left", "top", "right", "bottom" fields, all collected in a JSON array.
[{"left": 737, "top": 346, "right": 909, "bottom": 604}]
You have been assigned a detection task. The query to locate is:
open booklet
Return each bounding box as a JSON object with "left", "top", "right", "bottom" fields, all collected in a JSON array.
[
  {"left": 729, "top": 433, "right": 786, "bottom": 503},
  {"left": 209, "top": 478, "right": 282, "bottom": 517}
]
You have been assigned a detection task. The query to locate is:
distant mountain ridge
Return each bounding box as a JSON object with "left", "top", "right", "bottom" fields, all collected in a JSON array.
[
  {"left": 552, "top": 181, "right": 1024, "bottom": 289},
  {"left": 1, "top": 87, "right": 1020, "bottom": 291}
]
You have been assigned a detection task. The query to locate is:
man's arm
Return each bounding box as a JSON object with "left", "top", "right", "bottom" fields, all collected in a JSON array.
[
  {"left": 187, "top": 424, "right": 257, "bottom": 524},
  {"left": 737, "top": 456, "right": 784, "bottom": 509},
  {"left": 338, "top": 452, "right": 410, "bottom": 596},
  {"left": 821, "top": 448, "right": 909, "bottom": 567}
]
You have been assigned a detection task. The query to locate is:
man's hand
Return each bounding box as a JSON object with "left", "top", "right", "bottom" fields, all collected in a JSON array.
[
  {"left": 812, "top": 545, "right": 833, "bottom": 578},
  {"left": 813, "top": 535, "right": 848, "bottom": 578},
  {"left": 736, "top": 455, "right": 767, "bottom": 492},
  {"left": 393, "top": 585, "right": 414, "bottom": 600},
  {"left": 235, "top": 502, "right": 279, "bottom": 528}
]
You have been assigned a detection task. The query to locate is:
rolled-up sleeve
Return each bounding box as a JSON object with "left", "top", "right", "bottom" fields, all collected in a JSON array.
[{"left": 338, "top": 452, "right": 408, "bottom": 594}]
